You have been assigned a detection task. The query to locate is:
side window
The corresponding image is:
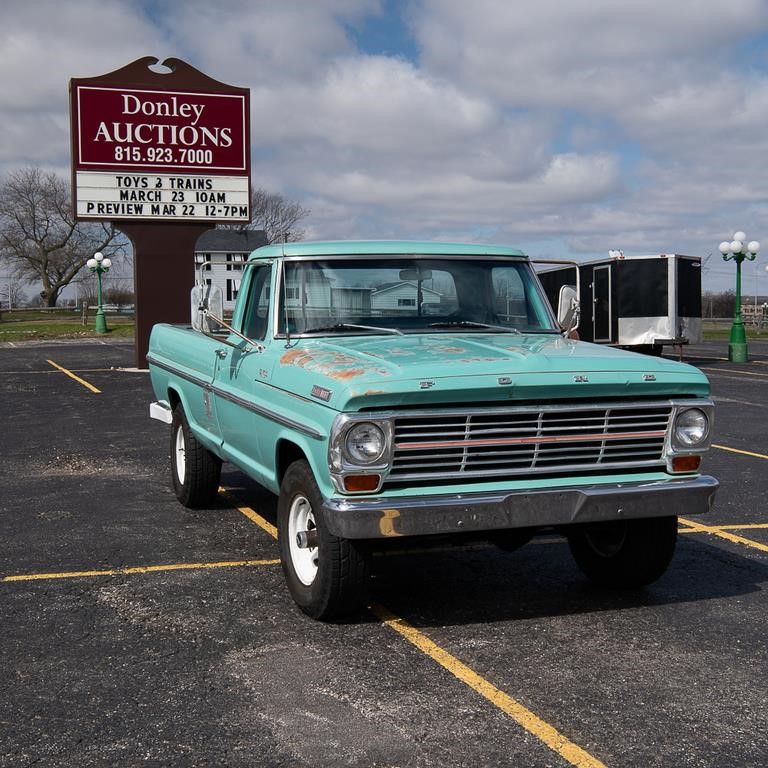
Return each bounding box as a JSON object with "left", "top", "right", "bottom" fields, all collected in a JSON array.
[{"left": 242, "top": 266, "right": 271, "bottom": 340}]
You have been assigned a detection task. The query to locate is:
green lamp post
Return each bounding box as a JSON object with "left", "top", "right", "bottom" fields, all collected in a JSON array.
[
  {"left": 719, "top": 232, "right": 760, "bottom": 363},
  {"left": 86, "top": 252, "right": 112, "bottom": 334}
]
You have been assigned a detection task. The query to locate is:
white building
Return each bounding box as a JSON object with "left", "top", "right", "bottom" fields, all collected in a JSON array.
[
  {"left": 194, "top": 230, "right": 268, "bottom": 312},
  {"left": 370, "top": 281, "right": 442, "bottom": 314}
]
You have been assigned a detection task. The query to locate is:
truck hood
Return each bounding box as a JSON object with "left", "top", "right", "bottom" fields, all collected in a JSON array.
[{"left": 273, "top": 333, "right": 710, "bottom": 410}]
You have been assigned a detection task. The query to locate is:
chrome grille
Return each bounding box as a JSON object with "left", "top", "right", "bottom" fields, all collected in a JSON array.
[{"left": 387, "top": 404, "right": 671, "bottom": 483}]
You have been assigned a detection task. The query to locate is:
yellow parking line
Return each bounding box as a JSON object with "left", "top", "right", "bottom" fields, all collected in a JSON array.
[
  {"left": 4, "top": 368, "right": 118, "bottom": 375},
  {"left": 372, "top": 603, "right": 607, "bottom": 768},
  {"left": 46, "top": 359, "right": 101, "bottom": 393},
  {"left": 680, "top": 522, "right": 768, "bottom": 533},
  {"left": 713, "top": 523, "right": 768, "bottom": 530},
  {"left": 220, "top": 488, "right": 279, "bottom": 538},
  {"left": 224, "top": 489, "right": 605, "bottom": 768},
  {"left": 713, "top": 444, "right": 768, "bottom": 460},
  {"left": 3, "top": 558, "right": 280, "bottom": 583},
  {"left": 679, "top": 517, "right": 768, "bottom": 554},
  {"left": 701, "top": 367, "right": 768, "bottom": 378}
]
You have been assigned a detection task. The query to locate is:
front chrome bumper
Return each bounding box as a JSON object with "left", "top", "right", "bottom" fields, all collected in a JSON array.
[{"left": 321, "top": 475, "right": 719, "bottom": 539}]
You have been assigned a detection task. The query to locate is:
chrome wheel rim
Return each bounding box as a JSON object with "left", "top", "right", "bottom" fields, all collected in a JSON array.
[
  {"left": 287, "top": 494, "right": 318, "bottom": 586},
  {"left": 174, "top": 425, "right": 186, "bottom": 485}
]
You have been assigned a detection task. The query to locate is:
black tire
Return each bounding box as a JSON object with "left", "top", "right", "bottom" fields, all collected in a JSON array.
[
  {"left": 277, "top": 460, "right": 369, "bottom": 620},
  {"left": 566, "top": 516, "right": 677, "bottom": 588},
  {"left": 170, "top": 404, "right": 222, "bottom": 508}
]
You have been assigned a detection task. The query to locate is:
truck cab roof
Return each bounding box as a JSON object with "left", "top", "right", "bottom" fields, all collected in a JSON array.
[{"left": 247, "top": 240, "right": 528, "bottom": 260}]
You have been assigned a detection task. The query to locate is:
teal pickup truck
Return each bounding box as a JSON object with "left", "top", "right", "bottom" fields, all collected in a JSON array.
[{"left": 148, "top": 241, "right": 718, "bottom": 619}]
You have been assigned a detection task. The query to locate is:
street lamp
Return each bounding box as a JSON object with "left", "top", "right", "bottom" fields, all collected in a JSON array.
[
  {"left": 86, "top": 252, "right": 112, "bottom": 334},
  {"left": 719, "top": 232, "right": 759, "bottom": 362}
]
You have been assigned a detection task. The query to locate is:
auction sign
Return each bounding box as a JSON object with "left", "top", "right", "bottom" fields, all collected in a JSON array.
[{"left": 70, "top": 66, "right": 250, "bottom": 223}]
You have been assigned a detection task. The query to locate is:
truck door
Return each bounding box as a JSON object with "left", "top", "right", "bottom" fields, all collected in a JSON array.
[
  {"left": 212, "top": 263, "right": 274, "bottom": 483},
  {"left": 592, "top": 264, "right": 612, "bottom": 342},
  {"left": 676, "top": 256, "right": 703, "bottom": 344}
]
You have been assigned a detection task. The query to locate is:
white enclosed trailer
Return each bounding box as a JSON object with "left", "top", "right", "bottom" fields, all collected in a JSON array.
[{"left": 538, "top": 254, "right": 702, "bottom": 355}]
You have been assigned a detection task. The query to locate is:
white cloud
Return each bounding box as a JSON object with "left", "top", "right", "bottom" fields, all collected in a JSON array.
[
  {"left": 414, "top": 0, "right": 768, "bottom": 112},
  {"left": 250, "top": 53, "right": 557, "bottom": 194},
  {"left": 0, "top": 2, "right": 164, "bottom": 110},
  {"left": 165, "top": 0, "right": 379, "bottom": 86},
  {"left": 2, "top": 0, "right": 768, "bottom": 289}
]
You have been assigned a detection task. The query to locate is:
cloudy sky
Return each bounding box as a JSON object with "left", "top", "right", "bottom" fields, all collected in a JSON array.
[{"left": 3, "top": 0, "right": 768, "bottom": 292}]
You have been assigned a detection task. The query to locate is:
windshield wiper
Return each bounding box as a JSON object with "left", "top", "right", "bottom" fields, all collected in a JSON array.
[
  {"left": 428, "top": 321, "right": 520, "bottom": 334},
  {"left": 302, "top": 322, "right": 404, "bottom": 336}
]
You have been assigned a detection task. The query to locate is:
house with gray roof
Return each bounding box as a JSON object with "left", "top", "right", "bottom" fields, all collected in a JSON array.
[{"left": 194, "top": 230, "right": 268, "bottom": 311}]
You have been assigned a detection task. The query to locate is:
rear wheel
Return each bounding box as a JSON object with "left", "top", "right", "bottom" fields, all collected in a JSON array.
[
  {"left": 278, "top": 460, "right": 369, "bottom": 620},
  {"left": 170, "top": 404, "right": 222, "bottom": 508},
  {"left": 566, "top": 516, "right": 678, "bottom": 588}
]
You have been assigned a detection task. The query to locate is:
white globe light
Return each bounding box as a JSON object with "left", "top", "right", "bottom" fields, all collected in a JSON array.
[
  {"left": 733, "top": 231, "right": 747, "bottom": 243},
  {"left": 719, "top": 241, "right": 731, "bottom": 255},
  {"left": 748, "top": 241, "right": 760, "bottom": 254},
  {"left": 730, "top": 240, "right": 743, "bottom": 253},
  {"left": 101, "top": 258, "right": 112, "bottom": 268},
  {"left": 86, "top": 258, "right": 97, "bottom": 268},
  {"left": 94, "top": 252, "right": 104, "bottom": 262}
]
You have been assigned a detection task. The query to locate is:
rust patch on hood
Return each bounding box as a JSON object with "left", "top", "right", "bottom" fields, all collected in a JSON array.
[
  {"left": 458, "top": 356, "right": 505, "bottom": 363},
  {"left": 280, "top": 349, "right": 309, "bottom": 366},
  {"left": 432, "top": 345, "right": 467, "bottom": 354},
  {"left": 329, "top": 368, "right": 366, "bottom": 380},
  {"left": 280, "top": 348, "right": 390, "bottom": 379},
  {"left": 366, "top": 346, "right": 418, "bottom": 358}
]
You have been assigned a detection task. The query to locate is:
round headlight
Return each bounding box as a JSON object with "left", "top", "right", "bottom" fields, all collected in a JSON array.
[
  {"left": 674, "top": 408, "right": 708, "bottom": 446},
  {"left": 344, "top": 423, "right": 385, "bottom": 464}
]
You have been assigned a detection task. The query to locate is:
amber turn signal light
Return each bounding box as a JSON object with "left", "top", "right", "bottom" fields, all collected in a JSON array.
[
  {"left": 672, "top": 455, "right": 701, "bottom": 472},
  {"left": 344, "top": 474, "right": 380, "bottom": 492}
]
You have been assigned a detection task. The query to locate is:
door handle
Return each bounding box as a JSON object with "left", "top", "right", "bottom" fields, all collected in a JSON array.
[{"left": 215, "top": 348, "right": 228, "bottom": 359}]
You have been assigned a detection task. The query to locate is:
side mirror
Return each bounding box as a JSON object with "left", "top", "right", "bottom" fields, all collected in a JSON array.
[
  {"left": 191, "top": 283, "right": 224, "bottom": 333},
  {"left": 557, "top": 285, "right": 580, "bottom": 334}
]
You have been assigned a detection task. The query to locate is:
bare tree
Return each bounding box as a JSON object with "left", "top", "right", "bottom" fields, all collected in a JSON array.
[
  {"left": 0, "top": 276, "right": 26, "bottom": 309},
  {"left": 0, "top": 167, "right": 127, "bottom": 307},
  {"left": 703, "top": 290, "right": 735, "bottom": 318},
  {"left": 221, "top": 187, "right": 309, "bottom": 244},
  {"left": 104, "top": 285, "right": 135, "bottom": 309},
  {"left": 74, "top": 279, "right": 98, "bottom": 309}
]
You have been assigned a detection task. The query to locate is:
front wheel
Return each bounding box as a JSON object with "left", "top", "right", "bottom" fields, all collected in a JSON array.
[
  {"left": 566, "top": 516, "right": 678, "bottom": 588},
  {"left": 170, "top": 404, "right": 222, "bottom": 508},
  {"left": 278, "top": 460, "right": 369, "bottom": 620}
]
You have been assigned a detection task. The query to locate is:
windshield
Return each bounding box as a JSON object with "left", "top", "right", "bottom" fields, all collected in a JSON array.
[{"left": 277, "top": 257, "right": 559, "bottom": 336}]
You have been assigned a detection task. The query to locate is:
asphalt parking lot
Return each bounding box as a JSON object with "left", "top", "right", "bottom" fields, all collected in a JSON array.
[{"left": 1, "top": 338, "right": 767, "bottom": 768}]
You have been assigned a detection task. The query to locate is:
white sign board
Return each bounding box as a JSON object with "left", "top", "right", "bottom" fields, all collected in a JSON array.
[
  {"left": 75, "top": 172, "right": 249, "bottom": 221},
  {"left": 71, "top": 83, "right": 250, "bottom": 223}
]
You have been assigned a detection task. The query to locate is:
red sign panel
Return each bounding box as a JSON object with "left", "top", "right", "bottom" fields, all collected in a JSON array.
[{"left": 73, "top": 86, "right": 248, "bottom": 174}]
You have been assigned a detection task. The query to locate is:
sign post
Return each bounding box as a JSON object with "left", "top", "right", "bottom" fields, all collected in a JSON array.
[{"left": 70, "top": 57, "right": 250, "bottom": 367}]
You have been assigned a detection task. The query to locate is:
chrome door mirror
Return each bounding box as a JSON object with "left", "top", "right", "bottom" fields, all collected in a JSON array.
[
  {"left": 557, "top": 284, "right": 580, "bottom": 334},
  {"left": 191, "top": 283, "right": 224, "bottom": 333}
]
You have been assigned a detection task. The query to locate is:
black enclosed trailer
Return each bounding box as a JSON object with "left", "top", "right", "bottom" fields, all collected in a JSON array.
[{"left": 538, "top": 254, "right": 702, "bottom": 354}]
